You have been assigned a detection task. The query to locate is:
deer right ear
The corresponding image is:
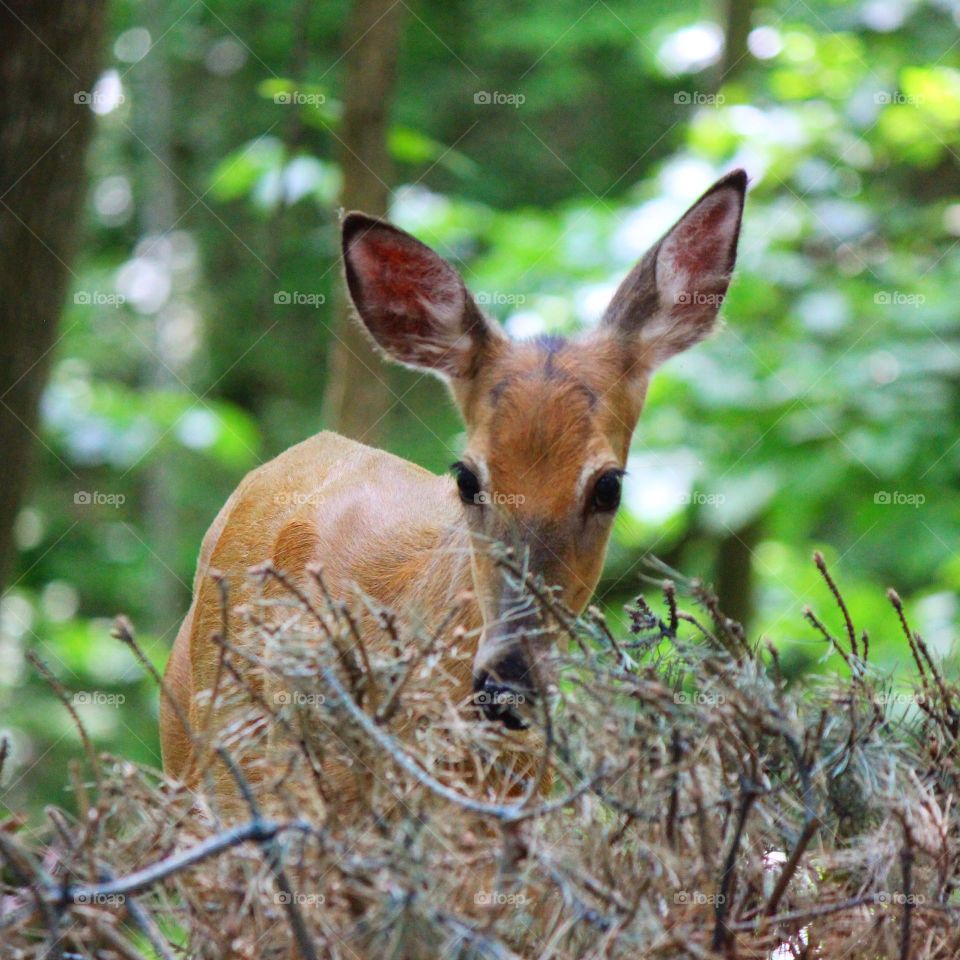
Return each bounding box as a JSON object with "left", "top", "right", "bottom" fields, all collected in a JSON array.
[
  {"left": 599, "top": 169, "right": 747, "bottom": 373},
  {"left": 342, "top": 214, "right": 501, "bottom": 380}
]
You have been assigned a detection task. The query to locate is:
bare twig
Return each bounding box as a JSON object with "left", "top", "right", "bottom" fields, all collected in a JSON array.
[{"left": 27, "top": 652, "right": 102, "bottom": 789}]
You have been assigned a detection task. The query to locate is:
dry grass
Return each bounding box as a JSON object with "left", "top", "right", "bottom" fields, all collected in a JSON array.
[{"left": 2, "top": 554, "right": 959, "bottom": 959}]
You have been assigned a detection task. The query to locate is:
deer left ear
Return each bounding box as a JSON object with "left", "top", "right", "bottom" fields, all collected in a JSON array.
[
  {"left": 600, "top": 169, "right": 747, "bottom": 371},
  {"left": 342, "top": 213, "right": 502, "bottom": 381}
]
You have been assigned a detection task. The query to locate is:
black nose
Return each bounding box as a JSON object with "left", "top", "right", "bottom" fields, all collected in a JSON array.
[{"left": 473, "top": 651, "right": 535, "bottom": 730}]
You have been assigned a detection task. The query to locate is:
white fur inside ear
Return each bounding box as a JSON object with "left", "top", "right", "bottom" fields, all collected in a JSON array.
[
  {"left": 634, "top": 187, "right": 741, "bottom": 365},
  {"left": 347, "top": 228, "right": 475, "bottom": 375},
  {"left": 401, "top": 325, "right": 474, "bottom": 375},
  {"left": 655, "top": 189, "right": 740, "bottom": 313}
]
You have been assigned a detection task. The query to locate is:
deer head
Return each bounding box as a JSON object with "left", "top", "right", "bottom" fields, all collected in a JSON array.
[{"left": 343, "top": 170, "right": 747, "bottom": 726}]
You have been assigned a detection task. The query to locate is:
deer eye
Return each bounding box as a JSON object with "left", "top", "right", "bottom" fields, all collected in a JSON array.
[
  {"left": 451, "top": 462, "right": 482, "bottom": 505},
  {"left": 591, "top": 470, "right": 623, "bottom": 513}
]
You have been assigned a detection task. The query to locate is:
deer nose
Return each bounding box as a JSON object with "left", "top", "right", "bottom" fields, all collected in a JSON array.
[{"left": 473, "top": 649, "right": 534, "bottom": 730}]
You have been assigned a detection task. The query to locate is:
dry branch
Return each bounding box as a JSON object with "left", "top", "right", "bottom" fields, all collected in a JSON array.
[{"left": 3, "top": 555, "right": 959, "bottom": 959}]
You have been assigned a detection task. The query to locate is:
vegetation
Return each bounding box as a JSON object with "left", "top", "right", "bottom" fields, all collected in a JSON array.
[
  {"left": 1, "top": 2, "right": 958, "bottom": 953},
  {"left": 3, "top": 559, "right": 959, "bottom": 957}
]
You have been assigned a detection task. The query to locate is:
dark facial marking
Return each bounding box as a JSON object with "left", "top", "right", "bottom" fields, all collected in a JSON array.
[
  {"left": 489, "top": 376, "right": 515, "bottom": 406},
  {"left": 536, "top": 334, "right": 566, "bottom": 379}
]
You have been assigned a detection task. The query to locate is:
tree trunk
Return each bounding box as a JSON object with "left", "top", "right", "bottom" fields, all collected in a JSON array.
[
  {"left": 719, "top": 0, "right": 756, "bottom": 84},
  {"left": 715, "top": 520, "right": 760, "bottom": 633},
  {"left": 137, "top": 0, "right": 183, "bottom": 633},
  {"left": 321, "top": 0, "right": 405, "bottom": 442},
  {"left": 713, "top": 0, "right": 759, "bottom": 630},
  {"left": 0, "top": 1, "right": 108, "bottom": 594}
]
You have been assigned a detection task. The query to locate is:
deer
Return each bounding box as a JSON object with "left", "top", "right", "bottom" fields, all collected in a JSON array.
[{"left": 159, "top": 170, "right": 747, "bottom": 809}]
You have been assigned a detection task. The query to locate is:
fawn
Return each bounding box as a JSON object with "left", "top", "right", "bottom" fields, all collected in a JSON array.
[{"left": 160, "top": 170, "right": 747, "bottom": 801}]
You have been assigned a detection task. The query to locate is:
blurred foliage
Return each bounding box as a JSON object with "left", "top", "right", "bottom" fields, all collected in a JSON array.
[{"left": 2, "top": 0, "right": 958, "bottom": 820}]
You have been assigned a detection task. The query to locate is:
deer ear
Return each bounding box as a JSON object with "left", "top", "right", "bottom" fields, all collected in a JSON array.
[
  {"left": 600, "top": 169, "right": 747, "bottom": 372},
  {"left": 342, "top": 213, "right": 500, "bottom": 380}
]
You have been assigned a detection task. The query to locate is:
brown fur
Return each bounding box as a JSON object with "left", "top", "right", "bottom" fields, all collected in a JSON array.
[
  {"left": 160, "top": 434, "right": 477, "bottom": 790},
  {"left": 160, "top": 171, "right": 747, "bottom": 808}
]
